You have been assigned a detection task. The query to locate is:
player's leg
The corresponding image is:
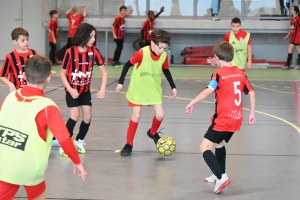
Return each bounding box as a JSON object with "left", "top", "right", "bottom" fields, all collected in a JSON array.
[
  {"left": 112, "top": 39, "right": 124, "bottom": 66},
  {"left": 121, "top": 105, "right": 142, "bottom": 156},
  {"left": 24, "top": 180, "right": 46, "bottom": 200},
  {"left": 0, "top": 180, "right": 19, "bottom": 200},
  {"left": 60, "top": 91, "right": 81, "bottom": 156},
  {"left": 49, "top": 42, "right": 54, "bottom": 64},
  {"left": 283, "top": 43, "right": 295, "bottom": 68},
  {"left": 214, "top": 141, "right": 226, "bottom": 174},
  {"left": 201, "top": 128, "right": 231, "bottom": 193},
  {"left": 147, "top": 104, "right": 164, "bottom": 145},
  {"left": 73, "top": 91, "right": 92, "bottom": 154}
]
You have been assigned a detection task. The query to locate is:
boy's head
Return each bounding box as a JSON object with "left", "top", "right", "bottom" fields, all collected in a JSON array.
[
  {"left": 72, "top": 23, "right": 96, "bottom": 48},
  {"left": 231, "top": 17, "right": 241, "bottom": 34},
  {"left": 72, "top": 6, "right": 80, "bottom": 14},
  {"left": 291, "top": 6, "right": 299, "bottom": 15},
  {"left": 24, "top": 55, "right": 52, "bottom": 87},
  {"left": 150, "top": 29, "right": 171, "bottom": 55},
  {"left": 11, "top": 28, "right": 29, "bottom": 51},
  {"left": 119, "top": 5, "right": 127, "bottom": 17},
  {"left": 148, "top": 10, "right": 155, "bottom": 20},
  {"left": 49, "top": 10, "right": 58, "bottom": 19},
  {"left": 213, "top": 41, "right": 234, "bottom": 64}
]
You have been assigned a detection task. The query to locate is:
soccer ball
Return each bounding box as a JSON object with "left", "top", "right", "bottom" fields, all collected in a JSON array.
[{"left": 156, "top": 136, "right": 176, "bottom": 156}]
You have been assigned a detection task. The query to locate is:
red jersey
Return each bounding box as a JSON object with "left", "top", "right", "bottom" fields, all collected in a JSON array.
[
  {"left": 141, "top": 18, "right": 155, "bottom": 41},
  {"left": 48, "top": 19, "right": 58, "bottom": 43},
  {"left": 62, "top": 46, "right": 104, "bottom": 94},
  {"left": 113, "top": 15, "right": 125, "bottom": 39},
  {"left": 290, "top": 16, "right": 300, "bottom": 44},
  {"left": 224, "top": 30, "right": 252, "bottom": 45},
  {"left": 0, "top": 49, "right": 37, "bottom": 89},
  {"left": 208, "top": 66, "right": 253, "bottom": 132},
  {"left": 130, "top": 46, "right": 169, "bottom": 69},
  {"left": 67, "top": 14, "right": 84, "bottom": 38}
]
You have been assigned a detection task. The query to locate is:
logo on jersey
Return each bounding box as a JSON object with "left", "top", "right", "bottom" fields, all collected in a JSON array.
[
  {"left": 228, "top": 109, "right": 243, "bottom": 120},
  {"left": 231, "top": 41, "right": 235, "bottom": 45},
  {"left": 71, "top": 69, "right": 92, "bottom": 86},
  {"left": 0, "top": 125, "right": 29, "bottom": 151},
  {"left": 235, "top": 48, "right": 243, "bottom": 53},
  {"left": 120, "top": 24, "right": 125, "bottom": 31},
  {"left": 88, "top": 52, "right": 94, "bottom": 61}
]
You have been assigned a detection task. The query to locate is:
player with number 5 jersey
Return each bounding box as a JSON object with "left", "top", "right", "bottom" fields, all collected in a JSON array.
[{"left": 186, "top": 41, "right": 255, "bottom": 194}]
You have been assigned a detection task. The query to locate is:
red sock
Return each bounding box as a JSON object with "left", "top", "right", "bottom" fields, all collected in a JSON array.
[
  {"left": 150, "top": 116, "right": 163, "bottom": 135},
  {"left": 126, "top": 119, "right": 139, "bottom": 146}
]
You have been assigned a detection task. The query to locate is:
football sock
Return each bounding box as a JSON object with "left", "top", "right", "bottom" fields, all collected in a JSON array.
[
  {"left": 150, "top": 116, "right": 163, "bottom": 135},
  {"left": 286, "top": 53, "right": 292, "bottom": 66},
  {"left": 215, "top": 146, "right": 226, "bottom": 173},
  {"left": 76, "top": 121, "right": 91, "bottom": 141},
  {"left": 66, "top": 118, "right": 77, "bottom": 137},
  {"left": 126, "top": 119, "right": 139, "bottom": 146},
  {"left": 203, "top": 150, "right": 223, "bottom": 180},
  {"left": 298, "top": 54, "right": 300, "bottom": 64}
]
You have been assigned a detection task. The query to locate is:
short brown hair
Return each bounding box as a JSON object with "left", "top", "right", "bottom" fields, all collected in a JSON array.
[
  {"left": 213, "top": 41, "right": 234, "bottom": 62},
  {"left": 11, "top": 27, "right": 29, "bottom": 40},
  {"left": 25, "top": 55, "right": 51, "bottom": 84},
  {"left": 72, "top": 6, "right": 79, "bottom": 13},
  {"left": 151, "top": 29, "right": 171, "bottom": 46},
  {"left": 119, "top": 5, "right": 127, "bottom": 11},
  {"left": 49, "top": 10, "right": 58, "bottom": 17}
]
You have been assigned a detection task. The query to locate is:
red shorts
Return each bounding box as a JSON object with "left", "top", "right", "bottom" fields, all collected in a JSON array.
[{"left": 0, "top": 180, "right": 46, "bottom": 200}]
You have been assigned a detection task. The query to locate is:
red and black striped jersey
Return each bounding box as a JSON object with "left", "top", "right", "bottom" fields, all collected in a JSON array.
[
  {"left": 290, "top": 16, "right": 300, "bottom": 44},
  {"left": 141, "top": 18, "right": 155, "bottom": 41},
  {"left": 0, "top": 49, "right": 38, "bottom": 89},
  {"left": 112, "top": 15, "right": 125, "bottom": 39},
  {"left": 62, "top": 46, "right": 104, "bottom": 94},
  {"left": 48, "top": 19, "right": 58, "bottom": 43}
]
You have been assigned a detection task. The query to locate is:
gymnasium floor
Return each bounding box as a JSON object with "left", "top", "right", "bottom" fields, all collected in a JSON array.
[{"left": 1, "top": 66, "right": 300, "bottom": 200}]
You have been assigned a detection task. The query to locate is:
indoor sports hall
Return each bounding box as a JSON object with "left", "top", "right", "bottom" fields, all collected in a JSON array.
[{"left": 0, "top": 0, "right": 300, "bottom": 200}]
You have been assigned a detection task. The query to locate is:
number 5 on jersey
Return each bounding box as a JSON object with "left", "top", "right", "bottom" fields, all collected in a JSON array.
[{"left": 233, "top": 81, "right": 241, "bottom": 106}]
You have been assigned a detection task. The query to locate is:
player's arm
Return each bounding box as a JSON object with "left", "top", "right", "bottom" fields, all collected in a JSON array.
[
  {"left": 248, "top": 90, "right": 256, "bottom": 125},
  {"left": 57, "top": 7, "right": 60, "bottom": 15},
  {"left": 116, "top": 60, "right": 134, "bottom": 92},
  {"left": 247, "top": 44, "right": 252, "bottom": 70},
  {"left": 44, "top": 106, "right": 87, "bottom": 181},
  {"left": 82, "top": 5, "right": 87, "bottom": 17},
  {"left": 0, "top": 57, "right": 16, "bottom": 92},
  {"left": 50, "top": 22, "right": 56, "bottom": 44},
  {"left": 162, "top": 56, "right": 176, "bottom": 99},
  {"left": 141, "top": 21, "right": 147, "bottom": 41},
  {"left": 284, "top": 29, "right": 291, "bottom": 40},
  {"left": 60, "top": 51, "right": 79, "bottom": 98},
  {"left": 112, "top": 19, "right": 118, "bottom": 39},
  {"left": 155, "top": 6, "right": 165, "bottom": 19},
  {"left": 66, "top": 7, "right": 72, "bottom": 15},
  {"left": 186, "top": 78, "right": 216, "bottom": 114},
  {"left": 95, "top": 49, "right": 108, "bottom": 99}
]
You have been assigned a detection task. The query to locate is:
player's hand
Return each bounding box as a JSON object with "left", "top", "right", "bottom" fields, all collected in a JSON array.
[
  {"left": 160, "top": 6, "right": 165, "bottom": 13},
  {"left": 283, "top": 35, "right": 288, "bottom": 40},
  {"left": 186, "top": 102, "right": 194, "bottom": 114},
  {"left": 53, "top": 40, "right": 57, "bottom": 44},
  {"left": 116, "top": 84, "right": 123, "bottom": 92},
  {"left": 142, "top": 39, "right": 146, "bottom": 44},
  {"left": 9, "top": 83, "right": 16, "bottom": 92},
  {"left": 247, "top": 62, "right": 252, "bottom": 70},
  {"left": 69, "top": 88, "right": 79, "bottom": 99},
  {"left": 73, "top": 163, "right": 87, "bottom": 181},
  {"left": 50, "top": 70, "right": 56, "bottom": 76},
  {"left": 171, "top": 88, "right": 177, "bottom": 100},
  {"left": 97, "top": 89, "right": 105, "bottom": 99},
  {"left": 248, "top": 114, "right": 256, "bottom": 125},
  {"left": 113, "top": 34, "right": 118, "bottom": 39}
]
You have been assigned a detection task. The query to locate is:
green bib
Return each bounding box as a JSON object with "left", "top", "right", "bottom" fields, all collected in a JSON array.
[
  {"left": 0, "top": 89, "right": 57, "bottom": 185},
  {"left": 229, "top": 31, "right": 250, "bottom": 70},
  {"left": 126, "top": 47, "right": 166, "bottom": 105}
]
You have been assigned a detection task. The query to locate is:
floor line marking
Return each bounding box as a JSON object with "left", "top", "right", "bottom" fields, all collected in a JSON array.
[{"left": 252, "top": 84, "right": 294, "bottom": 95}]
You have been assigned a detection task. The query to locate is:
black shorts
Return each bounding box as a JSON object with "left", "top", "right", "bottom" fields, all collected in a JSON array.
[
  {"left": 290, "top": 42, "right": 299, "bottom": 46},
  {"left": 66, "top": 90, "right": 92, "bottom": 108},
  {"left": 204, "top": 126, "right": 234, "bottom": 144}
]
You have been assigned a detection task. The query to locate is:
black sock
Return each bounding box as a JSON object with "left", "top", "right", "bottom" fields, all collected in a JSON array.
[
  {"left": 298, "top": 54, "right": 300, "bottom": 64},
  {"left": 66, "top": 118, "right": 77, "bottom": 138},
  {"left": 215, "top": 146, "right": 226, "bottom": 173},
  {"left": 286, "top": 53, "right": 292, "bottom": 66},
  {"left": 76, "top": 121, "right": 91, "bottom": 141},
  {"left": 203, "top": 150, "right": 223, "bottom": 180}
]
